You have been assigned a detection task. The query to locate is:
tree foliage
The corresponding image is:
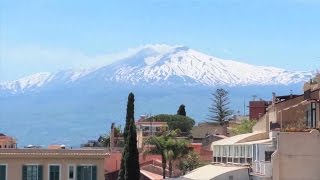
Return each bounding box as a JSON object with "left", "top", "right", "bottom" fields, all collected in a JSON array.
[
  {"left": 143, "top": 131, "right": 189, "bottom": 178},
  {"left": 124, "top": 119, "right": 140, "bottom": 180},
  {"left": 177, "top": 104, "right": 186, "bottom": 116},
  {"left": 230, "top": 119, "right": 256, "bottom": 135},
  {"left": 98, "top": 133, "right": 110, "bottom": 147},
  {"left": 145, "top": 114, "right": 195, "bottom": 132},
  {"left": 207, "top": 88, "right": 232, "bottom": 125},
  {"left": 178, "top": 151, "right": 206, "bottom": 175},
  {"left": 118, "top": 93, "right": 140, "bottom": 180}
]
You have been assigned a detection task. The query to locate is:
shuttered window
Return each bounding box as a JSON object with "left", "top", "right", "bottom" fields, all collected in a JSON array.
[
  {"left": 0, "top": 165, "right": 6, "bottom": 180},
  {"left": 49, "top": 165, "right": 60, "bottom": 180},
  {"left": 76, "top": 166, "right": 97, "bottom": 180},
  {"left": 22, "top": 165, "right": 43, "bottom": 180}
]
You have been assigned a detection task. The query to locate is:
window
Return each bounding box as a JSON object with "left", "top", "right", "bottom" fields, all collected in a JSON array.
[
  {"left": 142, "top": 126, "right": 150, "bottom": 132},
  {"left": 230, "top": 146, "right": 234, "bottom": 157},
  {"left": 49, "top": 165, "right": 60, "bottom": 180},
  {"left": 226, "top": 146, "right": 230, "bottom": 157},
  {"left": 214, "top": 146, "right": 220, "bottom": 157},
  {"left": 223, "top": 146, "right": 227, "bottom": 157},
  {"left": 307, "top": 103, "right": 317, "bottom": 128},
  {"left": 22, "top": 165, "right": 43, "bottom": 180},
  {"left": 0, "top": 165, "right": 6, "bottom": 180},
  {"left": 246, "top": 145, "right": 252, "bottom": 158},
  {"left": 234, "top": 146, "right": 238, "bottom": 157},
  {"left": 311, "top": 102, "right": 316, "bottom": 128},
  {"left": 76, "top": 166, "right": 97, "bottom": 180},
  {"left": 229, "top": 175, "right": 233, "bottom": 180},
  {"left": 265, "top": 151, "right": 274, "bottom": 162},
  {"left": 68, "top": 165, "right": 75, "bottom": 180},
  {"left": 253, "top": 144, "right": 256, "bottom": 161},
  {"left": 240, "top": 146, "right": 245, "bottom": 157},
  {"left": 228, "top": 146, "right": 233, "bottom": 157}
]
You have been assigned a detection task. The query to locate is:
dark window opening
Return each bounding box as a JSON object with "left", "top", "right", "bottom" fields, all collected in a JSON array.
[{"left": 265, "top": 151, "right": 274, "bottom": 162}]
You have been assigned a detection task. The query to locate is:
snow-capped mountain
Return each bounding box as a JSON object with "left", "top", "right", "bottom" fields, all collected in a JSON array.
[
  {"left": 0, "top": 44, "right": 311, "bottom": 94},
  {"left": 0, "top": 44, "right": 313, "bottom": 146}
]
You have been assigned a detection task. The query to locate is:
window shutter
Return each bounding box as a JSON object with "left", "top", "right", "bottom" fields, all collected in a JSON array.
[
  {"left": 38, "top": 165, "right": 43, "bottom": 180},
  {"left": 92, "top": 166, "right": 97, "bottom": 180},
  {"left": 22, "top": 165, "right": 27, "bottom": 180},
  {"left": 77, "top": 166, "right": 82, "bottom": 180},
  {"left": 0, "top": 166, "right": 6, "bottom": 180}
]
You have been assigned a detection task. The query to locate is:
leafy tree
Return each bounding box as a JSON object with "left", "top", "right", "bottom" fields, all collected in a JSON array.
[
  {"left": 177, "top": 104, "right": 186, "bottom": 116},
  {"left": 118, "top": 93, "right": 140, "bottom": 180},
  {"left": 178, "top": 151, "right": 206, "bottom": 175},
  {"left": 98, "top": 133, "right": 110, "bottom": 147},
  {"left": 230, "top": 119, "right": 256, "bottom": 135},
  {"left": 207, "top": 88, "right": 232, "bottom": 125},
  {"left": 145, "top": 114, "right": 195, "bottom": 133}
]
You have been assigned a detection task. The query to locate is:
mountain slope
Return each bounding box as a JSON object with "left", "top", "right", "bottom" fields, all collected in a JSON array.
[
  {"left": 0, "top": 44, "right": 311, "bottom": 94},
  {"left": 0, "top": 44, "right": 313, "bottom": 146}
]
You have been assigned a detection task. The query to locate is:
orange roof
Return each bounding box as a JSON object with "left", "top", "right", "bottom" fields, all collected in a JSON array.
[{"left": 104, "top": 152, "right": 162, "bottom": 173}]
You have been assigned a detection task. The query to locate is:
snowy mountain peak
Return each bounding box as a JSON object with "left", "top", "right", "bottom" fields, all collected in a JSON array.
[
  {"left": 0, "top": 72, "right": 53, "bottom": 93},
  {"left": 0, "top": 44, "right": 312, "bottom": 94}
]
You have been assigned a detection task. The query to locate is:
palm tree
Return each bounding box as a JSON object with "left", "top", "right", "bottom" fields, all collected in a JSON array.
[
  {"left": 165, "top": 138, "right": 189, "bottom": 178},
  {"left": 143, "top": 135, "right": 168, "bottom": 179},
  {"left": 143, "top": 131, "right": 189, "bottom": 178}
]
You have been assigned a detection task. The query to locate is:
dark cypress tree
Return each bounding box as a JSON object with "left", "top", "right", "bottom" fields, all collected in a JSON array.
[
  {"left": 118, "top": 92, "right": 139, "bottom": 180},
  {"left": 124, "top": 119, "right": 140, "bottom": 180},
  {"left": 177, "top": 104, "right": 186, "bottom": 116}
]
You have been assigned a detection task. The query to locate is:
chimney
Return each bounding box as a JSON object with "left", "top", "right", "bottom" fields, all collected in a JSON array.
[{"left": 272, "top": 92, "right": 276, "bottom": 104}]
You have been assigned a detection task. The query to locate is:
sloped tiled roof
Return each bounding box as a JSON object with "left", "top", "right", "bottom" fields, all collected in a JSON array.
[{"left": 191, "top": 125, "right": 223, "bottom": 139}]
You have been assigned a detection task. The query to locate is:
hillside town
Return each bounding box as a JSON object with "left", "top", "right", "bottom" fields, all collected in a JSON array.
[{"left": 1, "top": 74, "right": 319, "bottom": 180}]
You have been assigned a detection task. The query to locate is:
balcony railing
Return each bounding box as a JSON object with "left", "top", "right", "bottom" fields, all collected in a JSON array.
[{"left": 252, "top": 161, "right": 272, "bottom": 177}]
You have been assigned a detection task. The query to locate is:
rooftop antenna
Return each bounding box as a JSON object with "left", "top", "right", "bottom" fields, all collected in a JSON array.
[
  {"left": 252, "top": 95, "right": 257, "bottom": 101},
  {"left": 243, "top": 98, "right": 246, "bottom": 116}
]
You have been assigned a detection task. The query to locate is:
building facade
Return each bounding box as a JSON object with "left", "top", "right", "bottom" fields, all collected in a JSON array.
[
  {"left": 0, "top": 148, "right": 107, "bottom": 180},
  {"left": 267, "top": 75, "right": 320, "bottom": 130},
  {"left": 249, "top": 101, "right": 272, "bottom": 120},
  {"left": 272, "top": 130, "right": 320, "bottom": 180}
]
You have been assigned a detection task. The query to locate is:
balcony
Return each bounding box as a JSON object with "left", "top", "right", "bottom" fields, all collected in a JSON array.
[{"left": 251, "top": 161, "right": 272, "bottom": 177}]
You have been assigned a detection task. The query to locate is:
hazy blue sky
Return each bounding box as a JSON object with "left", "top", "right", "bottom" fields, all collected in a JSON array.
[{"left": 1, "top": 0, "right": 319, "bottom": 81}]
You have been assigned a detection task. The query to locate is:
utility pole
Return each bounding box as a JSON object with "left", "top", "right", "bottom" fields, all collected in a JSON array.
[{"left": 243, "top": 98, "right": 246, "bottom": 116}]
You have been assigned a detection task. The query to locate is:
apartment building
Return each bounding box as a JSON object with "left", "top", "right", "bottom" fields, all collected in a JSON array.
[
  {"left": 0, "top": 148, "right": 108, "bottom": 180},
  {"left": 267, "top": 75, "right": 320, "bottom": 130}
]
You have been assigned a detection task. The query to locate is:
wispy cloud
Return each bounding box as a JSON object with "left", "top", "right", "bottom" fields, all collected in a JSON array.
[
  {"left": 291, "top": 0, "right": 320, "bottom": 4},
  {"left": 0, "top": 45, "right": 123, "bottom": 81},
  {"left": 222, "top": 48, "right": 232, "bottom": 55},
  {"left": 0, "top": 44, "right": 180, "bottom": 81}
]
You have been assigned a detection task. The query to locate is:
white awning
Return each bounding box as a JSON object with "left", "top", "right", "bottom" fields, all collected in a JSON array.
[{"left": 211, "top": 132, "right": 263, "bottom": 146}]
